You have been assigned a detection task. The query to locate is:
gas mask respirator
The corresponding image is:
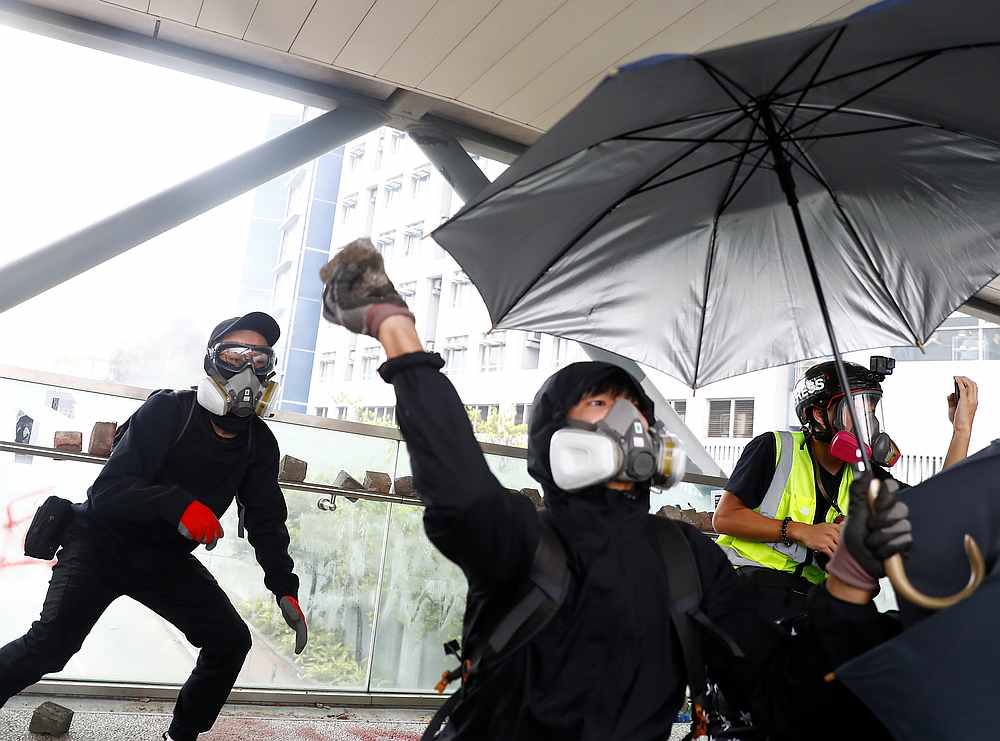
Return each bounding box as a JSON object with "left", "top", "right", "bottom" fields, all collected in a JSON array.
[
  {"left": 549, "top": 399, "right": 687, "bottom": 492},
  {"left": 826, "top": 392, "right": 901, "bottom": 468},
  {"left": 197, "top": 343, "right": 279, "bottom": 419}
]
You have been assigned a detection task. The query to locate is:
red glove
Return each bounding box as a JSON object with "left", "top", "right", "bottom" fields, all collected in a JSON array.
[
  {"left": 279, "top": 596, "right": 308, "bottom": 655},
  {"left": 178, "top": 501, "right": 224, "bottom": 550}
]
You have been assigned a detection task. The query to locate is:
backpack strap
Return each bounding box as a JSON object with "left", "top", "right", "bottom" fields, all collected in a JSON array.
[
  {"left": 426, "top": 517, "right": 571, "bottom": 738},
  {"left": 653, "top": 517, "right": 707, "bottom": 706}
]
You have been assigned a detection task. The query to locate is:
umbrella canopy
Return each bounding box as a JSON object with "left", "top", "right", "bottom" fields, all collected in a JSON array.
[
  {"left": 837, "top": 577, "right": 1000, "bottom": 739},
  {"left": 433, "top": 0, "right": 1000, "bottom": 389},
  {"left": 831, "top": 443, "right": 1000, "bottom": 736}
]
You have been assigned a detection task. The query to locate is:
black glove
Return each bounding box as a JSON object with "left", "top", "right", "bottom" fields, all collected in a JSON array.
[
  {"left": 319, "top": 238, "right": 413, "bottom": 336},
  {"left": 843, "top": 475, "right": 913, "bottom": 579}
]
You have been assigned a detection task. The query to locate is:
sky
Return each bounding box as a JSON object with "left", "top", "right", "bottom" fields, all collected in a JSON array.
[{"left": 0, "top": 23, "right": 301, "bottom": 381}]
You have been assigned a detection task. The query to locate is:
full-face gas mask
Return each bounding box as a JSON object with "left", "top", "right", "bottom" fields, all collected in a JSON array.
[
  {"left": 549, "top": 398, "right": 687, "bottom": 492},
  {"left": 827, "top": 391, "right": 901, "bottom": 468},
  {"left": 197, "top": 342, "right": 279, "bottom": 419}
]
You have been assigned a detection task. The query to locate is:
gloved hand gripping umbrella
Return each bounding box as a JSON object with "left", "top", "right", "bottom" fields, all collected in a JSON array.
[{"left": 434, "top": 0, "right": 999, "bottom": 609}]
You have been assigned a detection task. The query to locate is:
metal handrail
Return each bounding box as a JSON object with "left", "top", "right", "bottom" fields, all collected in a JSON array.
[{"left": 0, "top": 363, "right": 528, "bottom": 458}]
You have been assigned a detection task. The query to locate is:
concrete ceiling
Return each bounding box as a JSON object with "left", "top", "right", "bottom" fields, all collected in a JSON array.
[
  {"left": 6, "top": 0, "right": 882, "bottom": 148},
  {"left": 4, "top": 0, "right": 1000, "bottom": 320}
]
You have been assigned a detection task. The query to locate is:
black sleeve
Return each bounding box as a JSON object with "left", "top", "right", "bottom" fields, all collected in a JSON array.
[
  {"left": 380, "top": 352, "right": 540, "bottom": 590},
  {"left": 237, "top": 423, "right": 299, "bottom": 601},
  {"left": 724, "top": 432, "right": 777, "bottom": 510},
  {"left": 747, "top": 588, "right": 899, "bottom": 740},
  {"left": 688, "top": 530, "right": 898, "bottom": 739},
  {"left": 87, "top": 392, "right": 195, "bottom": 526}
]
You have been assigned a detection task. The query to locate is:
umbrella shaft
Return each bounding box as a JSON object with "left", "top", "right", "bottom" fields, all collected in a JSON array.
[{"left": 760, "top": 107, "right": 873, "bottom": 472}]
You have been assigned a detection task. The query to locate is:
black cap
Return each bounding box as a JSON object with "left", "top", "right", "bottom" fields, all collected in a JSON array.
[{"left": 208, "top": 312, "right": 280, "bottom": 348}]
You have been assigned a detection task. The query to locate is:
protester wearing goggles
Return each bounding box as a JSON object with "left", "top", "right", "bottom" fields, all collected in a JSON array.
[
  {"left": 714, "top": 357, "right": 978, "bottom": 624},
  {"left": 0, "top": 312, "right": 307, "bottom": 741}
]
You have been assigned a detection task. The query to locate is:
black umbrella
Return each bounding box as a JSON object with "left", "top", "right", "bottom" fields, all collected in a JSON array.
[
  {"left": 434, "top": 0, "right": 996, "bottom": 606},
  {"left": 832, "top": 443, "right": 1000, "bottom": 737}
]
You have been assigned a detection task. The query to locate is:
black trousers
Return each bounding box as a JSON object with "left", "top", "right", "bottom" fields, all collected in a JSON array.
[
  {"left": 735, "top": 566, "right": 814, "bottom": 624},
  {"left": 0, "top": 518, "right": 251, "bottom": 741}
]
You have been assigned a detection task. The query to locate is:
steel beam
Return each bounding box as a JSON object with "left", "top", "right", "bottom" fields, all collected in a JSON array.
[
  {"left": 0, "top": 105, "right": 385, "bottom": 314},
  {"left": 409, "top": 124, "right": 491, "bottom": 203}
]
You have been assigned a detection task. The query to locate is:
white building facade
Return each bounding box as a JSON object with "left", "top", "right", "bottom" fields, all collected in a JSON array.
[
  {"left": 306, "top": 128, "right": 1000, "bottom": 482},
  {"left": 306, "top": 127, "right": 586, "bottom": 435}
]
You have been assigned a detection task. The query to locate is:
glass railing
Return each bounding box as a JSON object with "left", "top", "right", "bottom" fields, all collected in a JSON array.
[{"left": 0, "top": 366, "right": 727, "bottom": 698}]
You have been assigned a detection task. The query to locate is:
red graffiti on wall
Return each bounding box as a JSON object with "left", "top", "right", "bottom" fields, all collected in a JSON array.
[{"left": 0, "top": 488, "right": 56, "bottom": 569}]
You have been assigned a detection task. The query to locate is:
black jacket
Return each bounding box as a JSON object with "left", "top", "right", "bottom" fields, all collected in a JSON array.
[
  {"left": 382, "top": 353, "right": 893, "bottom": 741},
  {"left": 81, "top": 389, "right": 299, "bottom": 601}
]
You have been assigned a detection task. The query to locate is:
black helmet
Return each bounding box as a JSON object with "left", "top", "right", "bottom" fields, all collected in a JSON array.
[{"left": 793, "top": 360, "right": 885, "bottom": 441}]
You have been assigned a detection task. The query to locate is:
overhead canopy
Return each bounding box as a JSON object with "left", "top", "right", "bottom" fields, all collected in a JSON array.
[{"left": 4, "top": 0, "right": 1000, "bottom": 322}]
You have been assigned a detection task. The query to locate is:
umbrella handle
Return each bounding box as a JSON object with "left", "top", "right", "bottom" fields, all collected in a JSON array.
[{"left": 867, "top": 481, "right": 986, "bottom": 610}]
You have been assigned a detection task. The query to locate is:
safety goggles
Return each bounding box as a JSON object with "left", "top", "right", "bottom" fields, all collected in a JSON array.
[
  {"left": 828, "top": 390, "right": 883, "bottom": 442},
  {"left": 210, "top": 342, "right": 276, "bottom": 376}
]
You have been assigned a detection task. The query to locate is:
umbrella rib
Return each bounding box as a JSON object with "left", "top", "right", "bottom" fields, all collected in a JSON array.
[
  {"left": 720, "top": 145, "right": 772, "bottom": 214},
  {"left": 776, "top": 129, "right": 924, "bottom": 349},
  {"left": 790, "top": 122, "right": 919, "bottom": 141},
  {"left": 616, "top": 107, "right": 746, "bottom": 139},
  {"left": 617, "top": 135, "right": 766, "bottom": 144},
  {"left": 777, "top": 26, "right": 846, "bottom": 132},
  {"left": 769, "top": 26, "right": 845, "bottom": 106},
  {"left": 785, "top": 51, "right": 942, "bottom": 137},
  {"left": 774, "top": 102, "right": 1000, "bottom": 151},
  {"left": 692, "top": 117, "right": 760, "bottom": 388},
  {"left": 773, "top": 41, "right": 1000, "bottom": 103},
  {"left": 496, "top": 113, "right": 752, "bottom": 319}
]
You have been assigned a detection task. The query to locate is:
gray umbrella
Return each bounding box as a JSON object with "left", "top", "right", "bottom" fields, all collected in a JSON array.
[
  {"left": 434, "top": 0, "right": 1000, "bottom": 391},
  {"left": 434, "top": 0, "right": 996, "bottom": 607}
]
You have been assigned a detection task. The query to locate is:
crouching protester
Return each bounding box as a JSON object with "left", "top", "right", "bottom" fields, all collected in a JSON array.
[
  {"left": 319, "top": 240, "right": 908, "bottom": 741},
  {"left": 0, "top": 312, "right": 308, "bottom": 741}
]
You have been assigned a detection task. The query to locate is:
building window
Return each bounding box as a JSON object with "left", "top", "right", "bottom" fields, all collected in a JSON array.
[
  {"left": 344, "top": 349, "right": 356, "bottom": 381},
  {"left": 708, "top": 399, "right": 755, "bottom": 438},
  {"left": 319, "top": 352, "right": 336, "bottom": 381},
  {"left": 514, "top": 403, "right": 533, "bottom": 426},
  {"left": 383, "top": 177, "right": 402, "bottom": 207},
  {"left": 374, "top": 135, "right": 384, "bottom": 170},
  {"left": 398, "top": 281, "right": 416, "bottom": 300},
  {"left": 553, "top": 337, "right": 572, "bottom": 366},
  {"left": 361, "top": 405, "right": 396, "bottom": 425},
  {"left": 403, "top": 222, "right": 423, "bottom": 256},
  {"left": 361, "top": 347, "right": 381, "bottom": 380},
  {"left": 522, "top": 331, "right": 541, "bottom": 369},
  {"left": 411, "top": 167, "right": 430, "bottom": 197},
  {"left": 349, "top": 144, "right": 365, "bottom": 171},
  {"left": 340, "top": 194, "right": 357, "bottom": 224},
  {"left": 335, "top": 405, "right": 349, "bottom": 420},
  {"left": 314, "top": 406, "right": 328, "bottom": 418},
  {"left": 466, "top": 404, "right": 499, "bottom": 423},
  {"left": 450, "top": 273, "right": 469, "bottom": 308},
  {"left": 430, "top": 276, "right": 442, "bottom": 297},
  {"left": 443, "top": 336, "right": 468, "bottom": 374},
  {"left": 390, "top": 130, "right": 406, "bottom": 154},
  {"left": 480, "top": 332, "right": 505, "bottom": 373},
  {"left": 893, "top": 315, "right": 987, "bottom": 362},
  {"left": 668, "top": 399, "right": 687, "bottom": 423},
  {"left": 375, "top": 230, "right": 396, "bottom": 258}
]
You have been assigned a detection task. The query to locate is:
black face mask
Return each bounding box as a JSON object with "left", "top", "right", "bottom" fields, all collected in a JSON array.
[{"left": 210, "top": 411, "right": 252, "bottom": 435}]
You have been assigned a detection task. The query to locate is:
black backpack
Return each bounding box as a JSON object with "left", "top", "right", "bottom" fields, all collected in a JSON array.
[{"left": 425, "top": 515, "right": 734, "bottom": 740}]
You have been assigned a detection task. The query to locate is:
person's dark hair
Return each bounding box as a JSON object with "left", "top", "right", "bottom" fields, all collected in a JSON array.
[{"left": 577, "top": 374, "right": 642, "bottom": 410}]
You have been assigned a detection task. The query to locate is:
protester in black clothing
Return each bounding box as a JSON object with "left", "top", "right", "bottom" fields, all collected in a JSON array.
[
  {"left": 318, "top": 240, "right": 911, "bottom": 741},
  {"left": 0, "top": 312, "right": 307, "bottom": 741}
]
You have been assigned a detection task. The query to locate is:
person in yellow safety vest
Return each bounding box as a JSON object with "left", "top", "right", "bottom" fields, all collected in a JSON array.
[{"left": 713, "top": 357, "right": 978, "bottom": 624}]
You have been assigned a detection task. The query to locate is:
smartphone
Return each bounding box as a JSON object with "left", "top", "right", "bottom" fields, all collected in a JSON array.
[{"left": 954, "top": 379, "right": 961, "bottom": 402}]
